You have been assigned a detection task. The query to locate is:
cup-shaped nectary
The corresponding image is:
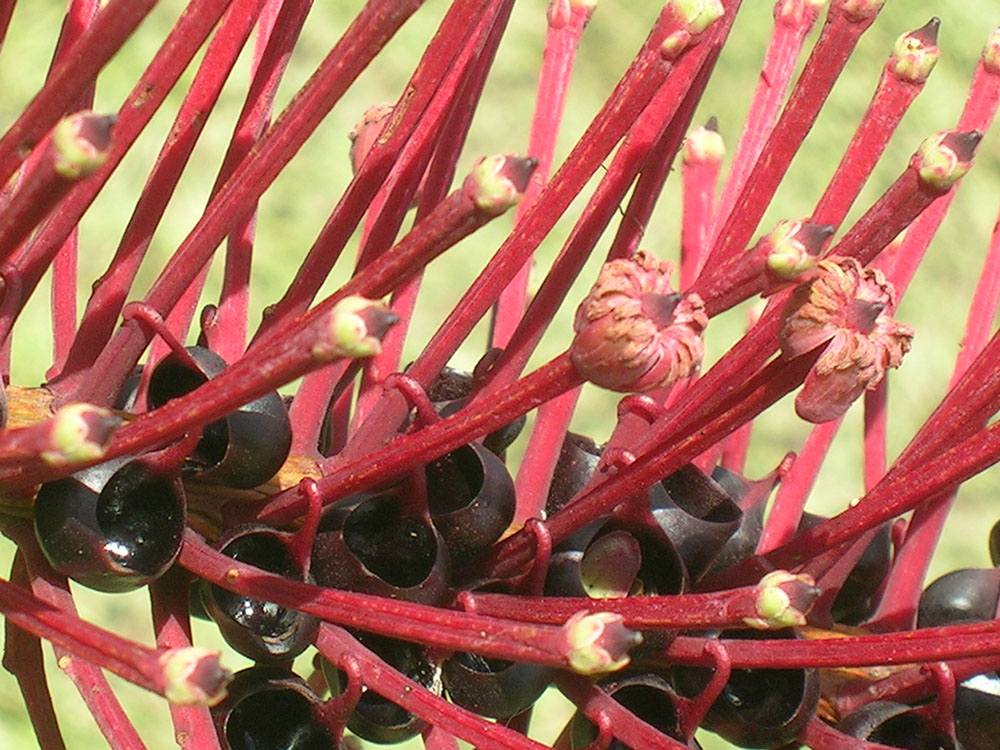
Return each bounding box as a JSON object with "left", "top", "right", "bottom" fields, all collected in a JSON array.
[
  {"left": 323, "top": 632, "right": 442, "bottom": 744},
  {"left": 148, "top": 346, "right": 291, "bottom": 489},
  {"left": 441, "top": 651, "right": 552, "bottom": 720},
  {"left": 425, "top": 442, "right": 515, "bottom": 563},
  {"left": 202, "top": 525, "right": 318, "bottom": 662},
  {"left": 546, "top": 432, "right": 602, "bottom": 517},
  {"left": 570, "top": 672, "right": 690, "bottom": 748},
  {"left": 213, "top": 666, "right": 334, "bottom": 750},
  {"left": 34, "top": 457, "right": 185, "bottom": 592},
  {"left": 651, "top": 463, "right": 742, "bottom": 582},
  {"left": 313, "top": 493, "right": 450, "bottom": 605},
  {"left": 673, "top": 629, "right": 819, "bottom": 749}
]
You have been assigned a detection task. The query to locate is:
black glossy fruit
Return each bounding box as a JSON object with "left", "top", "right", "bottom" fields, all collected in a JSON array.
[
  {"left": 917, "top": 568, "right": 1000, "bottom": 628},
  {"left": 201, "top": 525, "right": 318, "bottom": 662},
  {"left": 651, "top": 464, "right": 742, "bottom": 582},
  {"left": 425, "top": 442, "right": 515, "bottom": 563},
  {"left": 673, "top": 629, "right": 819, "bottom": 749},
  {"left": 212, "top": 666, "right": 335, "bottom": 750},
  {"left": 323, "top": 633, "right": 441, "bottom": 744},
  {"left": 441, "top": 651, "right": 551, "bottom": 719},
  {"left": 956, "top": 671, "right": 1000, "bottom": 750},
  {"left": 147, "top": 345, "right": 291, "bottom": 489},
  {"left": 313, "top": 492, "right": 450, "bottom": 605},
  {"left": 34, "top": 457, "right": 185, "bottom": 592},
  {"left": 570, "top": 672, "right": 694, "bottom": 748},
  {"left": 836, "top": 700, "right": 957, "bottom": 749}
]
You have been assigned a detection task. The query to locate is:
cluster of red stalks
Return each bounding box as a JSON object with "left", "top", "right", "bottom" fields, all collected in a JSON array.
[{"left": 2, "top": 0, "right": 1000, "bottom": 747}]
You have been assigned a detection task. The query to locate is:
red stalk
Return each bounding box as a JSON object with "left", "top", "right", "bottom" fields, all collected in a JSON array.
[
  {"left": 0, "top": 0, "right": 159, "bottom": 188},
  {"left": 67, "top": 0, "right": 429, "bottom": 407},
  {"left": 710, "top": 0, "right": 823, "bottom": 242},
  {"left": 316, "top": 625, "right": 549, "bottom": 750},
  {"left": 491, "top": 0, "right": 597, "bottom": 349},
  {"left": 703, "top": 0, "right": 885, "bottom": 269}
]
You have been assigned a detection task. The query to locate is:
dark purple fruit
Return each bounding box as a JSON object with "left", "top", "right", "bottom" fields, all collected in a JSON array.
[
  {"left": 673, "top": 629, "right": 819, "bottom": 749},
  {"left": 323, "top": 633, "right": 441, "bottom": 744},
  {"left": 147, "top": 346, "right": 291, "bottom": 489},
  {"left": 212, "top": 666, "right": 334, "bottom": 750},
  {"left": 917, "top": 568, "right": 1000, "bottom": 628},
  {"left": 546, "top": 432, "right": 602, "bottom": 517},
  {"left": 988, "top": 519, "right": 1000, "bottom": 567},
  {"left": 425, "top": 442, "right": 515, "bottom": 563},
  {"left": 34, "top": 457, "right": 185, "bottom": 592},
  {"left": 429, "top": 366, "right": 525, "bottom": 455},
  {"left": 313, "top": 493, "right": 450, "bottom": 605},
  {"left": 441, "top": 651, "right": 551, "bottom": 719},
  {"left": 836, "top": 700, "right": 957, "bottom": 749},
  {"left": 570, "top": 672, "right": 694, "bottom": 748},
  {"left": 704, "top": 466, "right": 766, "bottom": 576},
  {"left": 201, "top": 525, "right": 318, "bottom": 662},
  {"left": 956, "top": 671, "right": 1000, "bottom": 750},
  {"left": 651, "top": 464, "right": 742, "bottom": 582}
]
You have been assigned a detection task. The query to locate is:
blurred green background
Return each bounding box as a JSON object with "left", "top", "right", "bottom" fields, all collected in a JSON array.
[{"left": 1, "top": 0, "right": 999, "bottom": 747}]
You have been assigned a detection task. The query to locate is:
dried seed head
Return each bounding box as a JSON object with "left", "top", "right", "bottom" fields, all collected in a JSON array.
[
  {"left": 780, "top": 258, "right": 914, "bottom": 423},
  {"left": 41, "top": 403, "right": 121, "bottom": 466},
  {"left": 571, "top": 251, "right": 708, "bottom": 392},
  {"left": 744, "top": 571, "right": 821, "bottom": 630},
  {"left": 52, "top": 111, "right": 115, "bottom": 179},
  {"left": 560, "top": 611, "right": 642, "bottom": 675},
  {"left": 314, "top": 296, "right": 398, "bottom": 361},
  {"left": 913, "top": 129, "right": 982, "bottom": 191},
  {"left": 889, "top": 18, "right": 940, "bottom": 84}
]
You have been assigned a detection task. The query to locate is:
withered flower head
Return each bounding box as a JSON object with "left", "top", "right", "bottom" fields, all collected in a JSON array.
[
  {"left": 570, "top": 250, "right": 708, "bottom": 392},
  {"left": 780, "top": 257, "right": 914, "bottom": 423}
]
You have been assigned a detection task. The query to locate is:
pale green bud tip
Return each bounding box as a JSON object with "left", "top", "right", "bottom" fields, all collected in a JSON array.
[
  {"left": 683, "top": 123, "right": 725, "bottom": 164},
  {"left": 764, "top": 220, "right": 832, "bottom": 280},
  {"left": 561, "top": 611, "right": 642, "bottom": 675},
  {"left": 571, "top": 0, "right": 599, "bottom": 10},
  {"left": 743, "top": 570, "right": 820, "bottom": 630},
  {"left": 160, "top": 648, "right": 231, "bottom": 706},
  {"left": 314, "top": 296, "right": 398, "bottom": 361},
  {"left": 41, "top": 403, "right": 120, "bottom": 467},
  {"left": 671, "top": 0, "right": 725, "bottom": 35},
  {"left": 982, "top": 28, "right": 1000, "bottom": 74},
  {"left": 890, "top": 19, "right": 940, "bottom": 84},
  {"left": 52, "top": 111, "right": 115, "bottom": 179},
  {"left": 915, "top": 130, "right": 982, "bottom": 191},
  {"left": 469, "top": 154, "right": 536, "bottom": 215},
  {"left": 841, "top": 0, "right": 885, "bottom": 22}
]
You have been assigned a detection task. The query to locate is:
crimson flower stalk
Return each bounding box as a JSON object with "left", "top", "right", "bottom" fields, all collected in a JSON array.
[{"left": 1, "top": 2, "right": 1000, "bottom": 749}]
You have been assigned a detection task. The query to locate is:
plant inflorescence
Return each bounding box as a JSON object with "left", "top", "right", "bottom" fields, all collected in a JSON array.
[{"left": 2, "top": 0, "right": 1000, "bottom": 748}]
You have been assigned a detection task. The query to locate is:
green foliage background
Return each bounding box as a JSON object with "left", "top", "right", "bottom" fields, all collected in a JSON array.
[{"left": 0, "top": 0, "right": 998, "bottom": 747}]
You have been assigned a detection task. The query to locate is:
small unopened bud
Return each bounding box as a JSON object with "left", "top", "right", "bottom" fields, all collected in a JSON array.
[
  {"left": 52, "top": 111, "right": 115, "bottom": 179},
  {"left": 160, "top": 648, "right": 231, "bottom": 706},
  {"left": 671, "top": 0, "right": 724, "bottom": 35},
  {"left": 466, "top": 154, "right": 537, "bottom": 215},
  {"left": 780, "top": 258, "right": 913, "bottom": 423},
  {"left": 571, "top": 251, "right": 708, "bottom": 392},
  {"left": 889, "top": 19, "right": 940, "bottom": 83},
  {"left": 560, "top": 611, "right": 642, "bottom": 675},
  {"left": 348, "top": 103, "right": 394, "bottom": 173},
  {"left": 683, "top": 119, "right": 725, "bottom": 165},
  {"left": 841, "top": 0, "right": 885, "bottom": 23},
  {"left": 914, "top": 129, "right": 981, "bottom": 191},
  {"left": 774, "top": 0, "right": 825, "bottom": 26},
  {"left": 314, "top": 296, "right": 398, "bottom": 361},
  {"left": 764, "top": 220, "right": 833, "bottom": 281},
  {"left": 982, "top": 28, "right": 1000, "bottom": 74},
  {"left": 41, "top": 403, "right": 121, "bottom": 467},
  {"left": 744, "top": 571, "right": 820, "bottom": 630}
]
